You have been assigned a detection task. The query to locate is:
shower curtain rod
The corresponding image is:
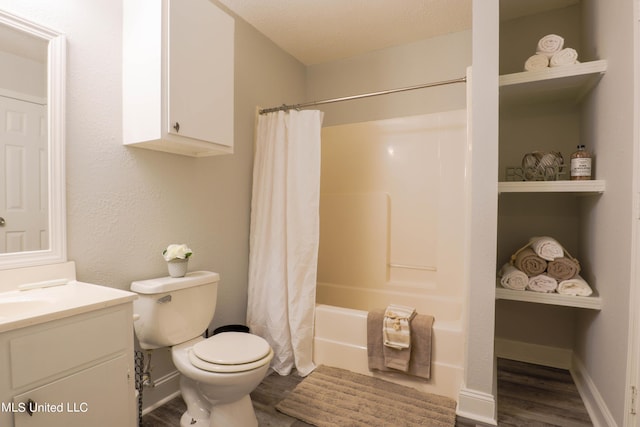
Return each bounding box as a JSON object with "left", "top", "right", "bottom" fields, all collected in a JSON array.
[{"left": 258, "top": 76, "right": 467, "bottom": 115}]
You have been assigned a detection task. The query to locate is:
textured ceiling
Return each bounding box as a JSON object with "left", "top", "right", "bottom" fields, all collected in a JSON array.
[
  {"left": 217, "top": 0, "right": 581, "bottom": 66},
  {"left": 218, "top": 0, "right": 472, "bottom": 65}
]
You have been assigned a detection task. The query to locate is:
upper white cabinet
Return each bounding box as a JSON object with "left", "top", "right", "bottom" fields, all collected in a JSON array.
[{"left": 123, "top": 0, "right": 234, "bottom": 157}]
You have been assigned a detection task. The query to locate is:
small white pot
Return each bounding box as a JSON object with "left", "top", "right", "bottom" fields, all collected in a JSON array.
[{"left": 167, "top": 258, "right": 189, "bottom": 278}]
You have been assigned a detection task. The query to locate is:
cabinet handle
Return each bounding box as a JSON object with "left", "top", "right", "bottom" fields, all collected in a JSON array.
[
  {"left": 0, "top": 217, "right": 5, "bottom": 226},
  {"left": 26, "top": 399, "right": 36, "bottom": 416},
  {"left": 173, "top": 122, "right": 180, "bottom": 133}
]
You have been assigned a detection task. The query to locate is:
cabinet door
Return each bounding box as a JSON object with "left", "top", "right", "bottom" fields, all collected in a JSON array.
[
  {"left": 12, "top": 355, "right": 134, "bottom": 427},
  {"left": 167, "top": 0, "right": 234, "bottom": 147}
]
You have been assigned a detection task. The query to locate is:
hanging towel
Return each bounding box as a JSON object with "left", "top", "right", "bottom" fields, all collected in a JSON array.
[
  {"left": 524, "top": 53, "right": 550, "bottom": 71},
  {"left": 383, "top": 304, "right": 416, "bottom": 349},
  {"left": 558, "top": 275, "right": 593, "bottom": 296},
  {"left": 547, "top": 256, "right": 580, "bottom": 281},
  {"left": 530, "top": 236, "right": 564, "bottom": 261},
  {"left": 513, "top": 247, "right": 547, "bottom": 276},
  {"left": 550, "top": 48, "right": 579, "bottom": 67},
  {"left": 536, "top": 34, "right": 565, "bottom": 58},
  {"left": 367, "top": 309, "right": 434, "bottom": 380},
  {"left": 498, "top": 263, "right": 528, "bottom": 291},
  {"left": 382, "top": 304, "right": 416, "bottom": 372},
  {"left": 527, "top": 274, "right": 558, "bottom": 293}
]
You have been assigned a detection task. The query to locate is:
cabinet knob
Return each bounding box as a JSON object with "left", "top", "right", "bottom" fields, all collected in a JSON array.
[
  {"left": 0, "top": 217, "right": 4, "bottom": 226},
  {"left": 26, "top": 399, "right": 36, "bottom": 416},
  {"left": 173, "top": 122, "right": 180, "bottom": 133}
]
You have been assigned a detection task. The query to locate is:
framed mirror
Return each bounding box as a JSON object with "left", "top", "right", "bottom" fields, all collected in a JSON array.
[{"left": 0, "top": 10, "right": 66, "bottom": 270}]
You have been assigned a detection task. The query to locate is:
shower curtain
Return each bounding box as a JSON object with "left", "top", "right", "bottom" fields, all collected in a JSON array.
[{"left": 247, "top": 109, "right": 324, "bottom": 376}]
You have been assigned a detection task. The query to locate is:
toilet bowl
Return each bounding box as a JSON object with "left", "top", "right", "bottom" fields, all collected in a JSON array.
[{"left": 131, "top": 272, "right": 273, "bottom": 427}]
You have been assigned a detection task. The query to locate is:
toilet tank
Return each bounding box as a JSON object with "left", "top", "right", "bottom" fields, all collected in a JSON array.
[{"left": 131, "top": 271, "right": 219, "bottom": 349}]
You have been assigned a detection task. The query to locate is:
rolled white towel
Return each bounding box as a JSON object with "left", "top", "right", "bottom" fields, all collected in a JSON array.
[
  {"left": 524, "top": 53, "right": 550, "bottom": 71},
  {"left": 550, "top": 48, "right": 579, "bottom": 67},
  {"left": 530, "top": 236, "right": 564, "bottom": 261},
  {"left": 527, "top": 274, "right": 558, "bottom": 293},
  {"left": 558, "top": 275, "right": 593, "bottom": 296},
  {"left": 536, "top": 34, "right": 564, "bottom": 58},
  {"left": 499, "top": 263, "right": 528, "bottom": 291}
]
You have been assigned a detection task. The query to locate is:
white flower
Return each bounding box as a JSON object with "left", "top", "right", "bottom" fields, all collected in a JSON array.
[{"left": 163, "top": 244, "right": 193, "bottom": 261}]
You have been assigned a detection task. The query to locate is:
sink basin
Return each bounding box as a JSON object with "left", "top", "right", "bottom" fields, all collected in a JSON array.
[{"left": 0, "top": 295, "right": 55, "bottom": 319}]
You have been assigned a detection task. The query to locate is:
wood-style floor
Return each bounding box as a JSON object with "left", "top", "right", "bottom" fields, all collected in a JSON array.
[{"left": 141, "top": 358, "right": 592, "bottom": 426}]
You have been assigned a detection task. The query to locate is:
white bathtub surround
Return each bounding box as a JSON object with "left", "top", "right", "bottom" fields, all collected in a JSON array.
[{"left": 247, "top": 110, "right": 324, "bottom": 377}]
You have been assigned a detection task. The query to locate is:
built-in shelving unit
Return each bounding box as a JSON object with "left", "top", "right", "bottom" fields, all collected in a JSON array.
[
  {"left": 496, "top": 59, "right": 606, "bottom": 311},
  {"left": 495, "top": 284, "right": 602, "bottom": 310}
]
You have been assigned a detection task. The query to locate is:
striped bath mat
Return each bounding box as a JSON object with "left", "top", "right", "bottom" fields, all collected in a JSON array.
[{"left": 276, "top": 365, "right": 456, "bottom": 426}]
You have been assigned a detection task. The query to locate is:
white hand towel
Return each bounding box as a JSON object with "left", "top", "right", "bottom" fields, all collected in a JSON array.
[
  {"left": 499, "top": 263, "right": 528, "bottom": 291},
  {"left": 524, "top": 53, "right": 550, "bottom": 71},
  {"left": 383, "top": 304, "right": 416, "bottom": 350},
  {"left": 528, "top": 274, "right": 558, "bottom": 293},
  {"left": 558, "top": 275, "right": 593, "bottom": 296},
  {"left": 536, "top": 34, "right": 564, "bottom": 58},
  {"left": 530, "top": 236, "right": 564, "bottom": 261},
  {"left": 550, "top": 48, "right": 579, "bottom": 67}
]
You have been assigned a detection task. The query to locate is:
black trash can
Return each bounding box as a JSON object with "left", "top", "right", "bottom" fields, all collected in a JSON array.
[{"left": 213, "top": 324, "right": 250, "bottom": 335}]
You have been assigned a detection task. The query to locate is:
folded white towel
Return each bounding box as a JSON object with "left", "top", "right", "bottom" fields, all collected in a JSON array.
[
  {"left": 536, "top": 34, "right": 564, "bottom": 58},
  {"left": 499, "top": 263, "right": 528, "bottom": 291},
  {"left": 527, "top": 274, "right": 558, "bottom": 293},
  {"left": 530, "top": 236, "right": 564, "bottom": 261},
  {"left": 550, "top": 48, "right": 579, "bottom": 67},
  {"left": 524, "top": 53, "right": 550, "bottom": 71},
  {"left": 558, "top": 275, "right": 593, "bottom": 296},
  {"left": 383, "top": 304, "right": 416, "bottom": 350}
]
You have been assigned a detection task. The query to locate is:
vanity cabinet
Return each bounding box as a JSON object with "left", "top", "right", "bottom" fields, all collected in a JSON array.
[
  {"left": 123, "top": 0, "right": 234, "bottom": 157},
  {"left": 0, "top": 303, "right": 136, "bottom": 427}
]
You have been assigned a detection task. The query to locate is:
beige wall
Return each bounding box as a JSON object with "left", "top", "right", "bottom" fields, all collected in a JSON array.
[
  {"left": 306, "top": 30, "right": 471, "bottom": 126},
  {"left": 578, "top": 0, "right": 635, "bottom": 423}
]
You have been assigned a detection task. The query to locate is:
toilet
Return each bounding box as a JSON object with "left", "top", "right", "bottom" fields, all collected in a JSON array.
[{"left": 131, "top": 271, "right": 273, "bottom": 427}]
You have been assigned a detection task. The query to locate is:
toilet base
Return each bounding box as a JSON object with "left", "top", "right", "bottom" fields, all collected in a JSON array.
[{"left": 179, "top": 394, "right": 258, "bottom": 427}]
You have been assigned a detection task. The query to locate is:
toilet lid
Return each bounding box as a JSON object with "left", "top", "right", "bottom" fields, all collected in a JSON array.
[{"left": 193, "top": 332, "right": 271, "bottom": 365}]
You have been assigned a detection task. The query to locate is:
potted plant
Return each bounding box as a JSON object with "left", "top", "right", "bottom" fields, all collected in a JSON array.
[{"left": 163, "top": 243, "right": 193, "bottom": 278}]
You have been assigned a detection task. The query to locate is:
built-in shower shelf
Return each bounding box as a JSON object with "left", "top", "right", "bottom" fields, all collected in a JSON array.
[
  {"left": 495, "top": 284, "right": 602, "bottom": 310},
  {"left": 498, "top": 180, "right": 606, "bottom": 194},
  {"left": 499, "top": 59, "right": 607, "bottom": 108}
]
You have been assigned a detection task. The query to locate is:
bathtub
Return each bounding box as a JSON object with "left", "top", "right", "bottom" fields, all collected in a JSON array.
[{"left": 313, "top": 303, "right": 464, "bottom": 401}]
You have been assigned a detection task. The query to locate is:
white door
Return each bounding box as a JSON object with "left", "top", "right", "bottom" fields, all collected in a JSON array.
[{"left": 0, "top": 95, "right": 47, "bottom": 253}]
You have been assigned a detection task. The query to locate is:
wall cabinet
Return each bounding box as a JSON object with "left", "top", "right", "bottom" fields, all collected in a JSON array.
[{"left": 123, "top": 0, "right": 234, "bottom": 157}]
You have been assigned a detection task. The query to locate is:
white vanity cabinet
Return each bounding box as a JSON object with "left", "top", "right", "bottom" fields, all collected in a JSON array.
[
  {"left": 0, "top": 303, "right": 136, "bottom": 427},
  {"left": 123, "top": 0, "right": 234, "bottom": 157}
]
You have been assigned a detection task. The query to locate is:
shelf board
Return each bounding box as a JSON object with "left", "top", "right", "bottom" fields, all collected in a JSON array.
[
  {"left": 498, "top": 180, "right": 605, "bottom": 194},
  {"left": 496, "top": 285, "right": 602, "bottom": 310},
  {"left": 499, "top": 60, "right": 607, "bottom": 107}
]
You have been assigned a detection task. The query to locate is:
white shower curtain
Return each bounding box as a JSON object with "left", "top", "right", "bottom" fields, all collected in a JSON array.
[{"left": 247, "top": 109, "right": 323, "bottom": 377}]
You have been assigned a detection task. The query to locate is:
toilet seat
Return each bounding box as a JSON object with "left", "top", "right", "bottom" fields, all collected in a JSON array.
[{"left": 189, "top": 332, "right": 272, "bottom": 373}]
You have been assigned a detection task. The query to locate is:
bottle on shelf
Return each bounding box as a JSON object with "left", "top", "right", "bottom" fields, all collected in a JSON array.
[{"left": 570, "top": 145, "right": 592, "bottom": 180}]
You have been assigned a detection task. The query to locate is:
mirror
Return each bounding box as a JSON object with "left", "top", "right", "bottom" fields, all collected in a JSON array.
[{"left": 0, "top": 10, "right": 65, "bottom": 270}]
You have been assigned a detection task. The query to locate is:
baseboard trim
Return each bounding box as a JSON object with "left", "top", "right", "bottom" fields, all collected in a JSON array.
[
  {"left": 141, "top": 370, "right": 181, "bottom": 415},
  {"left": 571, "top": 355, "right": 617, "bottom": 427},
  {"left": 494, "top": 338, "right": 572, "bottom": 369},
  {"left": 456, "top": 387, "right": 498, "bottom": 425}
]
